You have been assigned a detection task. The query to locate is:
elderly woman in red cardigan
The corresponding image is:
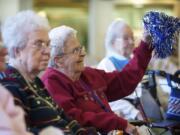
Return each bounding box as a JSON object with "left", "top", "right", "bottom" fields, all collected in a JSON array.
[
  {"left": 42, "top": 25, "right": 153, "bottom": 134},
  {"left": 0, "top": 10, "right": 93, "bottom": 135}
]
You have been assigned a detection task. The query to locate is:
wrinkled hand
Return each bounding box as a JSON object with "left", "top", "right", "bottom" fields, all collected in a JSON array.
[
  {"left": 141, "top": 29, "right": 152, "bottom": 46},
  {"left": 125, "top": 123, "right": 140, "bottom": 135},
  {"left": 137, "top": 125, "right": 155, "bottom": 135}
]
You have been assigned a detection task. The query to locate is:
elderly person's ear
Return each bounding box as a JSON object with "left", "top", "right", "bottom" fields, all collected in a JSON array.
[
  {"left": 54, "top": 56, "right": 64, "bottom": 66},
  {"left": 13, "top": 47, "right": 21, "bottom": 57}
]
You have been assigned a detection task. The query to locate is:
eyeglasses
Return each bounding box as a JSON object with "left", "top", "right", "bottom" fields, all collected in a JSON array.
[
  {"left": 32, "top": 40, "right": 50, "bottom": 51},
  {"left": 117, "top": 36, "right": 135, "bottom": 43},
  {"left": 62, "top": 46, "right": 85, "bottom": 56}
]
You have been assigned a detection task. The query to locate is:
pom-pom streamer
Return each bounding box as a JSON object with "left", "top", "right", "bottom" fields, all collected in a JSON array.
[{"left": 143, "top": 11, "right": 180, "bottom": 58}]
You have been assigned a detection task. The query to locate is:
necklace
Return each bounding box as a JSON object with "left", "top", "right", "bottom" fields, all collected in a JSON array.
[
  {"left": 23, "top": 76, "right": 57, "bottom": 109},
  {"left": 9, "top": 64, "right": 58, "bottom": 110}
]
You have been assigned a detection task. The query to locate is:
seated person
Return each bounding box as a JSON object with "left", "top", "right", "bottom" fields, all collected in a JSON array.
[
  {"left": 0, "top": 10, "right": 93, "bottom": 135},
  {"left": 0, "top": 46, "right": 32, "bottom": 135},
  {"left": 97, "top": 19, "right": 143, "bottom": 120},
  {"left": 41, "top": 25, "right": 153, "bottom": 134}
]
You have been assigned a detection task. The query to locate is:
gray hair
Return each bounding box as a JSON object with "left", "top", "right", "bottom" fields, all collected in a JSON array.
[
  {"left": 105, "top": 19, "right": 128, "bottom": 54},
  {"left": 48, "top": 25, "right": 77, "bottom": 67},
  {"left": 1, "top": 10, "right": 50, "bottom": 58}
]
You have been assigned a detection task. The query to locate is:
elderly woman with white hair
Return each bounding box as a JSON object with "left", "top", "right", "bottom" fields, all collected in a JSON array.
[
  {"left": 97, "top": 19, "right": 143, "bottom": 121},
  {"left": 98, "top": 19, "right": 134, "bottom": 72},
  {"left": 42, "top": 25, "right": 153, "bottom": 134},
  {"left": 0, "top": 47, "right": 64, "bottom": 135},
  {"left": 0, "top": 10, "right": 93, "bottom": 135}
]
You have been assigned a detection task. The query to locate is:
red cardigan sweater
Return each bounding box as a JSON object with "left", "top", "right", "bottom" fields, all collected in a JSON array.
[{"left": 41, "top": 41, "right": 152, "bottom": 133}]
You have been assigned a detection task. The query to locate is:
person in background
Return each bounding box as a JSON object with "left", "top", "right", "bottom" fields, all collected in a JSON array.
[
  {"left": 0, "top": 10, "right": 94, "bottom": 135},
  {"left": 98, "top": 19, "right": 134, "bottom": 72},
  {"left": 97, "top": 19, "right": 143, "bottom": 120},
  {"left": 42, "top": 25, "right": 152, "bottom": 134}
]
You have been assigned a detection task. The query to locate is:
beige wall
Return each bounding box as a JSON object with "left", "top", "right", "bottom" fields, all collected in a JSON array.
[{"left": 0, "top": 0, "right": 179, "bottom": 68}]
